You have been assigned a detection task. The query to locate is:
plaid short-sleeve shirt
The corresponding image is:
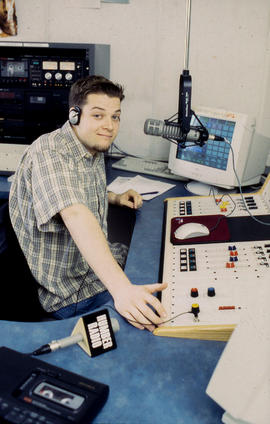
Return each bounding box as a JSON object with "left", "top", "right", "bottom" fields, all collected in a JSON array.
[{"left": 9, "top": 121, "right": 114, "bottom": 312}]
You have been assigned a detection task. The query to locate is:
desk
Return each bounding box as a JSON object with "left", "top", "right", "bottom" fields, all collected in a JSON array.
[{"left": 0, "top": 168, "right": 226, "bottom": 424}]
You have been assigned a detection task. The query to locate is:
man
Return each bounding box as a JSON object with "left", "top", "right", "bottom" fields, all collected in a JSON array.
[{"left": 9, "top": 75, "right": 167, "bottom": 331}]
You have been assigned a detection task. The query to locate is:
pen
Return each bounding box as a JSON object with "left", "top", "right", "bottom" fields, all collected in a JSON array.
[{"left": 140, "top": 191, "right": 159, "bottom": 196}]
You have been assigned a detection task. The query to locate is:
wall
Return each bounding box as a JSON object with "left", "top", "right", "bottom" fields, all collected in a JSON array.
[{"left": 9, "top": 0, "right": 270, "bottom": 160}]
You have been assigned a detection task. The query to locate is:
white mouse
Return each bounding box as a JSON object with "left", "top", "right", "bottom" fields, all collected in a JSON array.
[{"left": 174, "top": 222, "right": 210, "bottom": 240}]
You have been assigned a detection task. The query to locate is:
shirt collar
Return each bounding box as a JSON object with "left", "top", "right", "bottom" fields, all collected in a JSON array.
[{"left": 60, "top": 121, "right": 103, "bottom": 163}]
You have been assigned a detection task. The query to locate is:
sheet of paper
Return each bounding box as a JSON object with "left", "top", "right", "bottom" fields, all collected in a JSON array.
[
  {"left": 107, "top": 175, "right": 175, "bottom": 200},
  {"left": 206, "top": 280, "right": 270, "bottom": 424}
]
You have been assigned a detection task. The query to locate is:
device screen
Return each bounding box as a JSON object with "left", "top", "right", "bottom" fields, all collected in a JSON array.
[{"left": 176, "top": 115, "right": 235, "bottom": 170}]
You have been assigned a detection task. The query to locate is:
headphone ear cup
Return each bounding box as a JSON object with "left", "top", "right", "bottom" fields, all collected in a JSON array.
[{"left": 69, "top": 106, "right": 81, "bottom": 125}]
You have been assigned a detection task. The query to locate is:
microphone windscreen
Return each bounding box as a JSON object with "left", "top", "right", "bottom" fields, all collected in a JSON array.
[{"left": 144, "top": 119, "right": 164, "bottom": 136}]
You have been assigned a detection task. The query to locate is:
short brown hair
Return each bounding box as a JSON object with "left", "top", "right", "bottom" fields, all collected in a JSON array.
[{"left": 69, "top": 75, "right": 125, "bottom": 108}]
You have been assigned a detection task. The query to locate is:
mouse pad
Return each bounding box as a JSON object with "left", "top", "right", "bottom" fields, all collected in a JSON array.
[{"left": 170, "top": 215, "right": 230, "bottom": 245}]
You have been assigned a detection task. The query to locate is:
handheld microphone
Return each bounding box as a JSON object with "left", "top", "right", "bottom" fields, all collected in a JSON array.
[
  {"left": 144, "top": 118, "right": 224, "bottom": 144},
  {"left": 32, "top": 309, "right": 119, "bottom": 358}
]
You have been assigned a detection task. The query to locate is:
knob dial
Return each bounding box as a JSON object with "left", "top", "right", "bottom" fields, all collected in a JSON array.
[
  {"left": 55, "top": 72, "right": 62, "bottom": 81},
  {"left": 190, "top": 288, "right": 199, "bottom": 297},
  {"left": 207, "top": 287, "right": 216, "bottom": 297},
  {"left": 65, "top": 72, "right": 73, "bottom": 81},
  {"left": 44, "top": 72, "right": 52, "bottom": 80}
]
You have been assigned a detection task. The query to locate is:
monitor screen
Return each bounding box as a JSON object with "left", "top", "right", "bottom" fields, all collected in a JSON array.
[{"left": 176, "top": 115, "right": 235, "bottom": 171}]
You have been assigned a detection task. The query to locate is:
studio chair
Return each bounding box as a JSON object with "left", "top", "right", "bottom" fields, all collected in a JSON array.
[
  {"left": 0, "top": 200, "right": 52, "bottom": 322},
  {"left": 107, "top": 204, "right": 136, "bottom": 248}
]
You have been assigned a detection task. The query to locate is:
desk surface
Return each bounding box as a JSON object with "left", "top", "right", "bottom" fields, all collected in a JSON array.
[{"left": 0, "top": 167, "right": 226, "bottom": 424}]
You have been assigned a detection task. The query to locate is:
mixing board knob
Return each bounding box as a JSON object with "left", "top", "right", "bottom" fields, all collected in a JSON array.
[
  {"left": 191, "top": 303, "right": 200, "bottom": 318},
  {"left": 226, "top": 262, "right": 235, "bottom": 268},
  {"left": 228, "top": 245, "right": 237, "bottom": 251},
  {"left": 229, "top": 250, "right": 238, "bottom": 262},
  {"left": 207, "top": 287, "right": 216, "bottom": 297},
  {"left": 190, "top": 288, "right": 199, "bottom": 297}
]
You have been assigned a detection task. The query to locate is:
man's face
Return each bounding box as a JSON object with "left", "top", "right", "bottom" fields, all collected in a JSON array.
[{"left": 72, "top": 93, "right": 121, "bottom": 155}]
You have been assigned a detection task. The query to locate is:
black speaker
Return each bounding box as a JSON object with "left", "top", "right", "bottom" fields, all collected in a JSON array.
[{"left": 69, "top": 106, "right": 81, "bottom": 125}]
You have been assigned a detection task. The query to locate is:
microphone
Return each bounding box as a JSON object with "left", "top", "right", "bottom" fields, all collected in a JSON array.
[
  {"left": 32, "top": 309, "right": 119, "bottom": 358},
  {"left": 144, "top": 118, "right": 224, "bottom": 144}
]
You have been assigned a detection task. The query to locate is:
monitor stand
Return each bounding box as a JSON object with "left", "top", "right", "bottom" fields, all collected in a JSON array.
[{"left": 185, "top": 181, "right": 237, "bottom": 196}]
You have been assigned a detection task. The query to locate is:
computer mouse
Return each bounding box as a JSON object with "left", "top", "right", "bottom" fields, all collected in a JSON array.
[{"left": 174, "top": 222, "right": 210, "bottom": 240}]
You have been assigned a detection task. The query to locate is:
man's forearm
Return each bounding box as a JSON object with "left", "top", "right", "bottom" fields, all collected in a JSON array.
[{"left": 59, "top": 202, "right": 167, "bottom": 331}]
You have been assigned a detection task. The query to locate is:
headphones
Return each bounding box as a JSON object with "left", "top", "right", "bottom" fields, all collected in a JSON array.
[{"left": 69, "top": 106, "right": 81, "bottom": 125}]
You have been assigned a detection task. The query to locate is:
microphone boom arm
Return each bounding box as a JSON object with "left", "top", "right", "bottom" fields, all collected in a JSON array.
[
  {"left": 144, "top": 0, "right": 221, "bottom": 148},
  {"left": 178, "top": 0, "right": 192, "bottom": 135},
  {"left": 175, "top": 0, "right": 209, "bottom": 147}
]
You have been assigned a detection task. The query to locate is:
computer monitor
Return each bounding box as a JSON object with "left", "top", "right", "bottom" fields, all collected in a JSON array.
[{"left": 168, "top": 106, "right": 270, "bottom": 194}]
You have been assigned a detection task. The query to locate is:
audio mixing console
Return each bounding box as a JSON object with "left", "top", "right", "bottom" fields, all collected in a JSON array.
[{"left": 154, "top": 175, "right": 270, "bottom": 341}]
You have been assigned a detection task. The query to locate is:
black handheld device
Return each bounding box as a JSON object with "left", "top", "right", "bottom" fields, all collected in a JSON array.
[{"left": 0, "top": 346, "right": 109, "bottom": 424}]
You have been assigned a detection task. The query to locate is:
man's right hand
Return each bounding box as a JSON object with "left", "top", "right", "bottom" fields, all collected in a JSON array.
[{"left": 112, "top": 282, "right": 168, "bottom": 332}]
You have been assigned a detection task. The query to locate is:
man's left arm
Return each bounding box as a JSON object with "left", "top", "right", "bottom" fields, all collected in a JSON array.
[{"left": 108, "top": 189, "right": 143, "bottom": 209}]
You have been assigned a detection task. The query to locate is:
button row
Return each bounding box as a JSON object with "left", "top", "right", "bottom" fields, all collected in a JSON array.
[
  {"left": 0, "top": 397, "right": 55, "bottom": 424},
  {"left": 226, "top": 245, "right": 239, "bottom": 268},
  {"left": 244, "top": 196, "right": 258, "bottom": 210},
  {"left": 179, "top": 200, "right": 192, "bottom": 216},
  {"left": 180, "top": 248, "right": 197, "bottom": 272}
]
